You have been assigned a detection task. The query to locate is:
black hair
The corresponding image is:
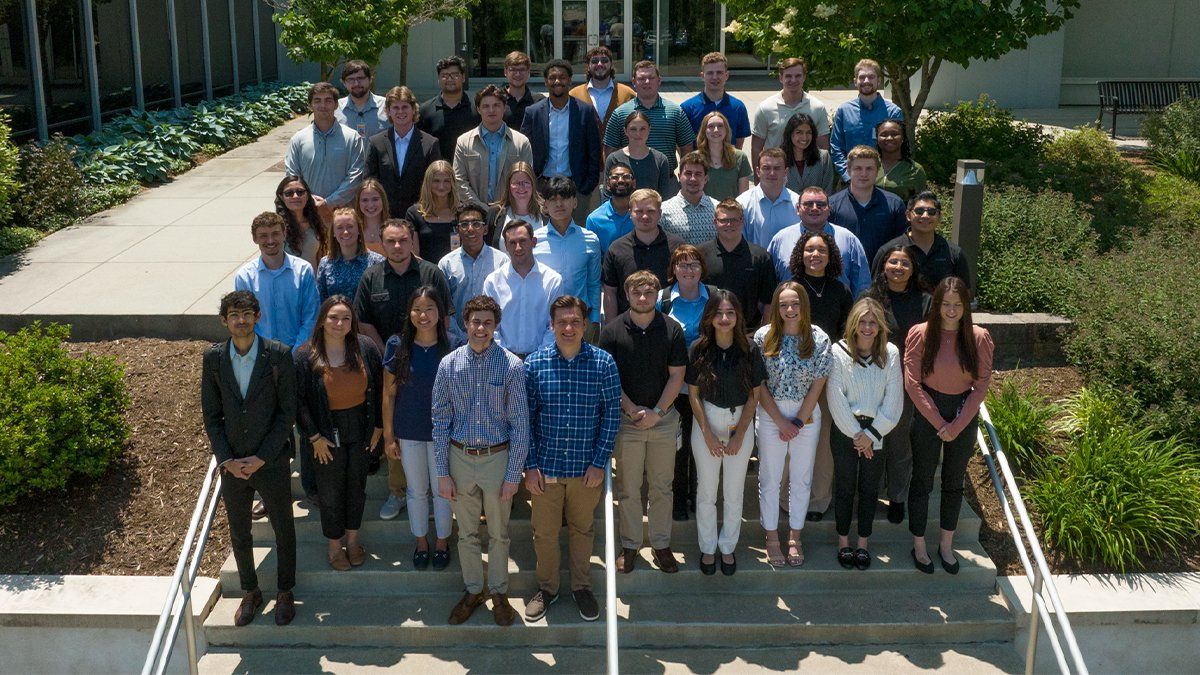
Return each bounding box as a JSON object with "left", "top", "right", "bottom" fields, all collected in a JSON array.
[
  {"left": 541, "top": 176, "right": 577, "bottom": 201},
  {"left": 544, "top": 58, "right": 573, "bottom": 80},
  {"left": 781, "top": 113, "right": 821, "bottom": 168},
  {"left": 220, "top": 290, "right": 259, "bottom": 316}
]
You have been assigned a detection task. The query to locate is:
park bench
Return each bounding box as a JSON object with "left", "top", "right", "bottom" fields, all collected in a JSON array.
[{"left": 1097, "top": 79, "right": 1200, "bottom": 138}]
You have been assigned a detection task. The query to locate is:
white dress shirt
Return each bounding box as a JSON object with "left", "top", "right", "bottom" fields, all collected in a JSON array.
[{"left": 481, "top": 260, "right": 564, "bottom": 355}]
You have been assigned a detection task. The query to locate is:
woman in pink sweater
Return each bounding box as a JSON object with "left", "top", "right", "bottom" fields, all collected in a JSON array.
[{"left": 903, "top": 277, "right": 993, "bottom": 574}]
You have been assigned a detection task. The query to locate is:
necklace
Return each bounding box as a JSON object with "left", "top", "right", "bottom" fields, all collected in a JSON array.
[{"left": 802, "top": 275, "right": 827, "bottom": 298}]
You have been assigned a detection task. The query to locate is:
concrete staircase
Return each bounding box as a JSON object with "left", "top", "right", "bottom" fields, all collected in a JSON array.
[{"left": 198, "top": 465, "right": 1022, "bottom": 673}]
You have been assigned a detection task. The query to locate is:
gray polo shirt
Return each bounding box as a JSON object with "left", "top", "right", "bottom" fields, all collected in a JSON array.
[
  {"left": 335, "top": 93, "right": 389, "bottom": 138},
  {"left": 284, "top": 122, "right": 366, "bottom": 207}
]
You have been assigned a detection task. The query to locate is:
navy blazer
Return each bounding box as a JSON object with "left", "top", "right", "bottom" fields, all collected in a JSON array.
[{"left": 520, "top": 96, "right": 602, "bottom": 197}]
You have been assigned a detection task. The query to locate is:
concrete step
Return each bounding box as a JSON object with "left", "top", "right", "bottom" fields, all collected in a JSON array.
[
  {"left": 218, "top": 537, "right": 997, "bottom": 599},
  {"left": 204, "top": 587, "right": 1014, "bottom": 649},
  {"left": 199, "top": 643, "right": 1024, "bottom": 673}
]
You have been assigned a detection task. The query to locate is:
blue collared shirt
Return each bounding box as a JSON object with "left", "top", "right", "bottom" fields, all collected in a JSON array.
[
  {"left": 827, "top": 187, "right": 908, "bottom": 263},
  {"left": 438, "top": 245, "right": 509, "bottom": 346},
  {"left": 765, "top": 223, "right": 872, "bottom": 298},
  {"left": 233, "top": 253, "right": 320, "bottom": 351},
  {"left": 480, "top": 124, "right": 507, "bottom": 202},
  {"left": 661, "top": 283, "right": 709, "bottom": 346},
  {"left": 228, "top": 335, "right": 260, "bottom": 398},
  {"left": 431, "top": 342, "right": 531, "bottom": 484},
  {"left": 680, "top": 91, "right": 752, "bottom": 143},
  {"left": 524, "top": 342, "right": 622, "bottom": 477},
  {"left": 533, "top": 222, "right": 601, "bottom": 323},
  {"left": 585, "top": 200, "right": 633, "bottom": 254},
  {"left": 335, "top": 93, "right": 389, "bottom": 138},
  {"left": 737, "top": 185, "right": 800, "bottom": 248},
  {"left": 391, "top": 126, "right": 414, "bottom": 172},
  {"left": 830, "top": 95, "right": 904, "bottom": 180},
  {"left": 587, "top": 80, "right": 615, "bottom": 120},
  {"left": 546, "top": 100, "right": 572, "bottom": 177}
]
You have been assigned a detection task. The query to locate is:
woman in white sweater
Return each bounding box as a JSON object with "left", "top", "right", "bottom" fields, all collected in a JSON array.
[{"left": 826, "top": 298, "right": 904, "bottom": 570}]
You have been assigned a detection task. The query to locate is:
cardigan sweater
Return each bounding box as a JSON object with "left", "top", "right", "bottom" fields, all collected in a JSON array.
[{"left": 826, "top": 340, "right": 904, "bottom": 448}]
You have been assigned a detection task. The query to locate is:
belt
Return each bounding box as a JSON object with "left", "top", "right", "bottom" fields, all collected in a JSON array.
[{"left": 450, "top": 439, "right": 510, "bottom": 456}]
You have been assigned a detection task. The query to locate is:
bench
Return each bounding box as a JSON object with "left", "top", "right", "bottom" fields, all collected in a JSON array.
[{"left": 1097, "top": 80, "right": 1200, "bottom": 138}]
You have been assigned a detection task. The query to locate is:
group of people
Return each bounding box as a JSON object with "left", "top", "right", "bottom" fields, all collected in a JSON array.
[{"left": 200, "top": 50, "right": 988, "bottom": 630}]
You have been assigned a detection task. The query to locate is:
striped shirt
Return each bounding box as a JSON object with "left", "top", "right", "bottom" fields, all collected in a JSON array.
[
  {"left": 523, "top": 342, "right": 622, "bottom": 477},
  {"left": 603, "top": 96, "right": 695, "bottom": 170},
  {"left": 431, "top": 342, "right": 531, "bottom": 484}
]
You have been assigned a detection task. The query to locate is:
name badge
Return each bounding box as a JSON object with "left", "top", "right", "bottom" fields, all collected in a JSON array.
[{"left": 371, "top": 291, "right": 390, "bottom": 302}]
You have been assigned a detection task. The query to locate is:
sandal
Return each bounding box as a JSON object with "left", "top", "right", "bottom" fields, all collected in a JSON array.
[
  {"left": 837, "top": 547, "right": 855, "bottom": 570},
  {"left": 786, "top": 537, "right": 804, "bottom": 567},
  {"left": 764, "top": 532, "right": 785, "bottom": 567}
]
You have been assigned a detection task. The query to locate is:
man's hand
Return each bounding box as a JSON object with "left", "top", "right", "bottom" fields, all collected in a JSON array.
[
  {"left": 438, "top": 476, "right": 457, "bottom": 501},
  {"left": 582, "top": 465, "right": 605, "bottom": 488},
  {"left": 500, "top": 481, "right": 519, "bottom": 501},
  {"left": 635, "top": 409, "right": 661, "bottom": 430},
  {"left": 525, "top": 468, "right": 545, "bottom": 496},
  {"left": 240, "top": 456, "right": 265, "bottom": 476}
]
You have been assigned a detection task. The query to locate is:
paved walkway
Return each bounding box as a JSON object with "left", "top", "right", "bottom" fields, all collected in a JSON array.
[{"left": 0, "top": 87, "right": 1138, "bottom": 340}]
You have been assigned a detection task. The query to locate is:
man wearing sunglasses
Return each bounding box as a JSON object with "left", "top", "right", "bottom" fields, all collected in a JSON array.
[
  {"left": 872, "top": 190, "right": 973, "bottom": 292},
  {"left": 570, "top": 46, "right": 635, "bottom": 142}
]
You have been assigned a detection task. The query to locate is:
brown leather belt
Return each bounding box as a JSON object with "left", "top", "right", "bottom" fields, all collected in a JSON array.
[{"left": 450, "top": 440, "right": 510, "bottom": 456}]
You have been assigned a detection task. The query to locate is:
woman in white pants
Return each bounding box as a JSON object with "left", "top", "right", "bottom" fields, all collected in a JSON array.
[
  {"left": 754, "top": 281, "right": 831, "bottom": 567},
  {"left": 382, "top": 286, "right": 455, "bottom": 570},
  {"left": 686, "top": 290, "right": 768, "bottom": 576}
]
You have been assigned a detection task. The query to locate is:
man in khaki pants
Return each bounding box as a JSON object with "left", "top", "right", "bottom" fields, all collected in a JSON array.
[
  {"left": 432, "top": 296, "right": 530, "bottom": 626},
  {"left": 598, "top": 271, "right": 688, "bottom": 574},
  {"left": 523, "top": 296, "right": 622, "bottom": 622}
]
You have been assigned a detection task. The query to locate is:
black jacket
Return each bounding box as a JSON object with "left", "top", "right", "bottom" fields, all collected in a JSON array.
[
  {"left": 201, "top": 337, "right": 297, "bottom": 468},
  {"left": 365, "top": 126, "right": 442, "bottom": 218},
  {"left": 294, "top": 335, "right": 384, "bottom": 442}
]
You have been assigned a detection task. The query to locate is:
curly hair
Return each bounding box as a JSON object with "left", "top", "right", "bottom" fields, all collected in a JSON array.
[{"left": 788, "top": 230, "right": 843, "bottom": 281}]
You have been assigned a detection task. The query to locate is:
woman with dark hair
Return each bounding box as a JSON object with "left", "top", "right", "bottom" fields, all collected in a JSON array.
[
  {"left": 487, "top": 162, "right": 543, "bottom": 247},
  {"left": 602, "top": 110, "right": 678, "bottom": 200},
  {"left": 781, "top": 113, "right": 834, "bottom": 195},
  {"left": 827, "top": 298, "right": 903, "bottom": 570},
  {"left": 904, "top": 277, "right": 993, "bottom": 574},
  {"left": 696, "top": 111, "right": 752, "bottom": 200},
  {"left": 276, "top": 174, "right": 326, "bottom": 269},
  {"left": 354, "top": 178, "right": 391, "bottom": 255},
  {"left": 405, "top": 160, "right": 461, "bottom": 264},
  {"left": 862, "top": 244, "right": 931, "bottom": 523},
  {"left": 875, "top": 119, "right": 927, "bottom": 202},
  {"left": 316, "top": 208, "right": 385, "bottom": 301},
  {"left": 686, "top": 291, "right": 767, "bottom": 575},
  {"left": 295, "top": 295, "right": 384, "bottom": 571},
  {"left": 382, "top": 286, "right": 454, "bottom": 570}
]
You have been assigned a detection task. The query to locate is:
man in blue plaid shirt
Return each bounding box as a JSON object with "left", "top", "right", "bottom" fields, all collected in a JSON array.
[{"left": 521, "top": 295, "right": 622, "bottom": 623}]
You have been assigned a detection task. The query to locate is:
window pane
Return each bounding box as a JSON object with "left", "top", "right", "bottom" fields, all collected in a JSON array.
[
  {"left": 467, "top": 0, "right": 551, "bottom": 78},
  {"left": 94, "top": 0, "right": 135, "bottom": 117},
  {"left": 0, "top": 0, "right": 38, "bottom": 137}
]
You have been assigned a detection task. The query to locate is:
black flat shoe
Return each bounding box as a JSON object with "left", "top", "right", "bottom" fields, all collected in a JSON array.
[
  {"left": 805, "top": 510, "right": 824, "bottom": 522},
  {"left": 854, "top": 548, "right": 871, "bottom": 570},
  {"left": 699, "top": 555, "right": 717, "bottom": 576},
  {"left": 838, "top": 547, "right": 855, "bottom": 569},
  {"left": 413, "top": 548, "right": 430, "bottom": 570},
  {"left": 937, "top": 546, "right": 960, "bottom": 575},
  {"left": 911, "top": 548, "right": 935, "bottom": 574},
  {"left": 431, "top": 547, "right": 451, "bottom": 571},
  {"left": 720, "top": 553, "right": 736, "bottom": 576},
  {"left": 887, "top": 501, "right": 905, "bottom": 524}
]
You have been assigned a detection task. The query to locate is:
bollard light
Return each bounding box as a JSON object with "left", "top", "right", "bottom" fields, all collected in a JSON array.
[{"left": 952, "top": 159, "right": 985, "bottom": 295}]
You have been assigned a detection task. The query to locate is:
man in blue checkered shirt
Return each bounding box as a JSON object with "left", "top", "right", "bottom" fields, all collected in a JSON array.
[{"left": 521, "top": 295, "right": 621, "bottom": 623}]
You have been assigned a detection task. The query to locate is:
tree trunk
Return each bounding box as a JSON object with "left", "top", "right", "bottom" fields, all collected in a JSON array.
[
  {"left": 400, "top": 39, "right": 409, "bottom": 86},
  {"left": 889, "top": 56, "right": 942, "bottom": 141}
]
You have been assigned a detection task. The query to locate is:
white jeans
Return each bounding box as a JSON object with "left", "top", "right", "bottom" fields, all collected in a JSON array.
[
  {"left": 400, "top": 439, "right": 453, "bottom": 539},
  {"left": 756, "top": 400, "right": 822, "bottom": 531},
  {"left": 691, "top": 402, "right": 755, "bottom": 555}
]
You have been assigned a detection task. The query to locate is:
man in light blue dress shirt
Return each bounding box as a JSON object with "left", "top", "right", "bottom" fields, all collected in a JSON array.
[
  {"left": 765, "top": 187, "right": 872, "bottom": 297},
  {"left": 233, "top": 212, "right": 321, "bottom": 352},
  {"left": 533, "top": 178, "right": 602, "bottom": 340},
  {"left": 585, "top": 164, "right": 636, "bottom": 254},
  {"left": 737, "top": 148, "right": 799, "bottom": 248},
  {"left": 439, "top": 202, "right": 509, "bottom": 347}
]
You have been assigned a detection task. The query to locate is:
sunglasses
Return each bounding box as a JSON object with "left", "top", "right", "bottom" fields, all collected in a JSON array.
[
  {"left": 911, "top": 207, "right": 940, "bottom": 216},
  {"left": 590, "top": 57, "right": 611, "bottom": 64},
  {"left": 800, "top": 200, "right": 828, "bottom": 208},
  {"left": 282, "top": 189, "right": 308, "bottom": 197}
]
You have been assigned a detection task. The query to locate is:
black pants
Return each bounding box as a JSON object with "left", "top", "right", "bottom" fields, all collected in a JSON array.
[
  {"left": 313, "top": 406, "right": 371, "bottom": 540},
  {"left": 672, "top": 394, "right": 697, "bottom": 508},
  {"left": 222, "top": 457, "right": 296, "bottom": 592},
  {"left": 908, "top": 388, "right": 978, "bottom": 537},
  {"left": 298, "top": 433, "right": 317, "bottom": 495},
  {"left": 831, "top": 423, "right": 885, "bottom": 538}
]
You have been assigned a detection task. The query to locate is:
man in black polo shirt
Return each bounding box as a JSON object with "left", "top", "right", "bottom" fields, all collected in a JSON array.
[
  {"left": 871, "top": 190, "right": 973, "bottom": 292},
  {"left": 418, "top": 55, "right": 482, "bottom": 163},
  {"left": 697, "top": 198, "right": 777, "bottom": 329},
  {"left": 598, "top": 270, "right": 688, "bottom": 575},
  {"left": 600, "top": 188, "right": 683, "bottom": 321},
  {"left": 353, "top": 218, "right": 453, "bottom": 350}
]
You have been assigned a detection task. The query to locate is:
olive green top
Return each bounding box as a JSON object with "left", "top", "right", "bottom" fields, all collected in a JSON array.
[{"left": 876, "top": 158, "right": 928, "bottom": 203}]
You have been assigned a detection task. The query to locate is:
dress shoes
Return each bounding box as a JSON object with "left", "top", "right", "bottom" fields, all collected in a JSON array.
[
  {"left": 652, "top": 547, "right": 679, "bottom": 573},
  {"left": 616, "top": 547, "right": 638, "bottom": 574},
  {"left": 491, "top": 593, "right": 516, "bottom": 626},
  {"left": 274, "top": 591, "right": 295, "bottom": 626},
  {"left": 448, "top": 591, "right": 487, "bottom": 625},
  {"left": 233, "top": 589, "right": 263, "bottom": 627},
  {"left": 251, "top": 500, "right": 268, "bottom": 521}
]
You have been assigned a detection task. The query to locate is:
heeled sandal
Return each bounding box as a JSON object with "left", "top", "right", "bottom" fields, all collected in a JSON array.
[
  {"left": 786, "top": 537, "right": 804, "bottom": 567},
  {"left": 764, "top": 532, "right": 785, "bottom": 567}
]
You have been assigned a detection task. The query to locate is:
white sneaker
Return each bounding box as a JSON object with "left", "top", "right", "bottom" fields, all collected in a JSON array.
[{"left": 379, "top": 494, "right": 405, "bottom": 520}]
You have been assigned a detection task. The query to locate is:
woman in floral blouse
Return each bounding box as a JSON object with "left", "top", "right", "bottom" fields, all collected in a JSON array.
[{"left": 316, "top": 208, "right": 384, "bottom": 301}]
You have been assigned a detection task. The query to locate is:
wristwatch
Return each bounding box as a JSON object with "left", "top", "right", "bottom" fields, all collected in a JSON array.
[{"left": 653, "top": 406, "right": 666, "bottom": 417}]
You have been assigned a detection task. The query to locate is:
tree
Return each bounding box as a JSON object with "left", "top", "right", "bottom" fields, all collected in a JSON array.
[
  {"left": 268, "top": 0, "right": 478, "bottom": 83},
  {"left": 721, "top": 0, "right": 1079, "bottom": 138}
]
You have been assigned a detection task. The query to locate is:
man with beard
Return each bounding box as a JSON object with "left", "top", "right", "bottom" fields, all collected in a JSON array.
[
  {"left": 585, "top": 163, "right": 636, "bottom": 255},
  {"left": 419, "top": 56, "right": 482, "bottom": 163},
  {"left": 521, "top": 59, "right": 601, "bottom": 222},
  {"left": 829, "top": 59, "right": 903, "bottom": 182},
  {"left": 570, "top": 46, "right": 635, "bottom": 143},
  {"left": 335, "top": 60, "right": 388, "bottom": 139}
]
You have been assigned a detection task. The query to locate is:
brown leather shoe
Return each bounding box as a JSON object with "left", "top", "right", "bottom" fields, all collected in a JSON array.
[
  {"left": 616, "top": 547, "right": 638, "bottom": 574},
  {"left": 652, "top": 547, "right": 679, "bottom": 573},
  {"left": 347, "top": 544, "right": 367, "bottom": 567},
  {"left": 491, "top": 593, "right": 516, "bottom": 626},
  {"left": 251, "top": 500, "right": 268, "bottom": 520},
  {"left": 233, "top": 589, "right": 263, "bottom": 627},
  {"left": 447, "top": 591, "right": 487, "bottom": 625},
  {"left": 328, "top": 548, "right": 351, "bottom": 571},
  {"left": 274, "top": 591, "right": 295, "bottom": 626}
]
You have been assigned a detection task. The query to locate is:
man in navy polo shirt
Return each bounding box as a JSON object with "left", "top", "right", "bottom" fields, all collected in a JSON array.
[{"left": 680, "top": 52, "right": 751, "bottom": 149}]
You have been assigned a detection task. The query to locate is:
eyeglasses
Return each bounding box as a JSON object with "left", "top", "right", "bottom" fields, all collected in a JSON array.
[
  {"left": 800, "top": 200, "right": 828, "bottom": 208},
  {"left": 912, "top": 207, "right": 940, "bottom": 216},
  {"left": 438, "top": 71, "right": 464, "bottom": 80},
  {"left": 590, "top": 57, "right": 611, "bottom": 64},
  {"left": 282, "top": 189, "right": 308, "bottom": 197},
  {"left": 715, "top": 216, "right": 743, "bottom": 225},
  {"left": 675, "top": 262, "right": 702, "bottom": 271},
  {"left": 458, "top": 219, "right": 487, "bottom": 230}
]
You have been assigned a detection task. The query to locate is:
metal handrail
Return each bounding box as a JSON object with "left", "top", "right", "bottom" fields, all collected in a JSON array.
[
  {"left": 142, "top": 455, "right": 224, "bottom": 675},
  {"left": 603, "top": 460, "right": 619, "bottom": 675},
  {"left": 975, "top": 403, "right": 1088, "bottom": 675}
]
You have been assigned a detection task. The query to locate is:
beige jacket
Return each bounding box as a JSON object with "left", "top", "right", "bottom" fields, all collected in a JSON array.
[{"left": 452, "top": 125, "right": 534, "bottom": 204}]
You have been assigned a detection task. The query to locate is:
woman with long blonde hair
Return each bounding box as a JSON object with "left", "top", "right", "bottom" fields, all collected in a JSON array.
[
  {"left": 354, "top": 178, "right": 391, "bottom": 255},
  {"left": 404, "top": 160, "right": 462, "bottom": 263},
  {"left": 696, "top": 111, "right": 752, "bottom": 201}
]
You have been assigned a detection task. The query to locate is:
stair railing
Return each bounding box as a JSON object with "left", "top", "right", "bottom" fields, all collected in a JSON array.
[
  {"left": 976, "top": 403, "right": 1088, "bottom": 675},
  {"left": 142, "top": 455, "right": 223, "bottom": 675},
  {"left": 603, "top": 458, "right": 619, "bottom": 675}
]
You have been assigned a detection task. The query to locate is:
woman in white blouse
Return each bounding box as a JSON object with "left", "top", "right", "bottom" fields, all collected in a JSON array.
[{"left": 826, "top": 298, "right": 904, "bottom": 570}]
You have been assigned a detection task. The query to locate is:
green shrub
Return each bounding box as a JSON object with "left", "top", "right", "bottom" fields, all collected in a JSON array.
[
  {"left": 986, "top": 378, "right": 1059, "bottom": 475},
  {"left": 1064, "top": 228, "right": 1200, "bottom": 442},
  {"left": 1042, "top": 127, "right": 1146, "bottom": 247},
  {"left": 972, "top": 185, "right": 1097, "bottom": 314},
  {"left": 0, "top": 323, "right": 129, "bottom": 506},
  {"left": 1143, "top": 172, "right": 1200, "bottom": 234},
  {"left": 13, "top": 135, "right": 83, "bottom": 232},
  {"left": 0, "top": 226, "right": 41, "bottom": 256},
  {"left": 1150, "top": 149, "right": 1200, "bottom": 184},
  {"left": 79, "top": 181, "right": 142, "bottom": 216},
  {"left": 915, "top": 95, "right": 1049, "bottom": 187},
  {"left": 1030, "top": 388, "right": 1200, "bottom": 572},
  {"left": 0, "top": 112, "right": 20, "bottom": 227},
  {"left": 1143, "top": 92, "right": 1200, "bottom": 184}
]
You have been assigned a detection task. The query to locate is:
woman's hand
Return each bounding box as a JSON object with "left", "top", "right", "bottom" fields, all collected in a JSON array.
[
  {"left": 384, "top": 438, "right": 401, "bottom": 461},
  {"left": 726, "top": 430, "right": 745, "bottom": 455},
  {"left": 775, "top": 417, "right": 800, "bottom": 442},
  {"left": 702, "top": 429, "right": 725, "bottom": 458},
  {"left": 937, "top": 424, "right": 958, "bottom": 442},
  {"left": 313, "top": 437, "right": 334, "bottom": 464}
]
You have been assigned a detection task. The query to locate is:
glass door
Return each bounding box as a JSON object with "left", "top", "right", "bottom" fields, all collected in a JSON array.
[{"left": 556, "top": 0, "right": 632, "bottom": 79}]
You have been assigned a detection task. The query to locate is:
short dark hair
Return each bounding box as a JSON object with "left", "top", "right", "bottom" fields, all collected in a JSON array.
[
  {"left": 220, "top": 290, "right": 259, "bottom": 317},
  {"left": 550, "top": 295, "right": 589, "bottom": 321},
  {"left": 464, "top": 295, "right": 502, "bottom": 325},
  {"left": 907, "top": 190, "right": 942, "bottom": 211},
  {"left": 585, "top": 45, "right": 612, "bottom": 62},
  {"left": 436, "top": 55, "right": 466, "bottom": 74},
  {"left": 544, "top": 58, "right": 573, "bottom": 80},
  {"left": 251, "top": 211, "right": 285, "bottom": 236},
  {"left": 382, "top": 218, "right": 416, "bottom": 236},
  {"left": 678, "top": 151, "right": 709, "bottom": 174},
  {"left": 341, "top": 60, "right": 372, "bottom": 81},
  {"left": 456, "top": 201, "right": 488, "bottom": 222},
  {"left": 607, "top": 160, "right": 633, "bottom": 177},
  {"left": 307, "top": 81, "right": 339, "bottom": 103},
  {"left": 541, "top": 176, "right": 577, "bottom": 201},
  {"left": 502, "top": 218, "right": 535, "bottom": 242},
  {"left": 475, "top": 83, "right": 506, "bottom": 109}
]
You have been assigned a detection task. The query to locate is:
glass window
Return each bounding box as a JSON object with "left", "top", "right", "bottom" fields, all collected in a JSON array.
[
  {"left": 466, "top": 0, "right": 552, "bottom": 78},
  {"left": 0, "top": 0, "right": 38, "bottom": 137},
  {"left": 94, "top": 0, "right": 136, "bottom": 118}
]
